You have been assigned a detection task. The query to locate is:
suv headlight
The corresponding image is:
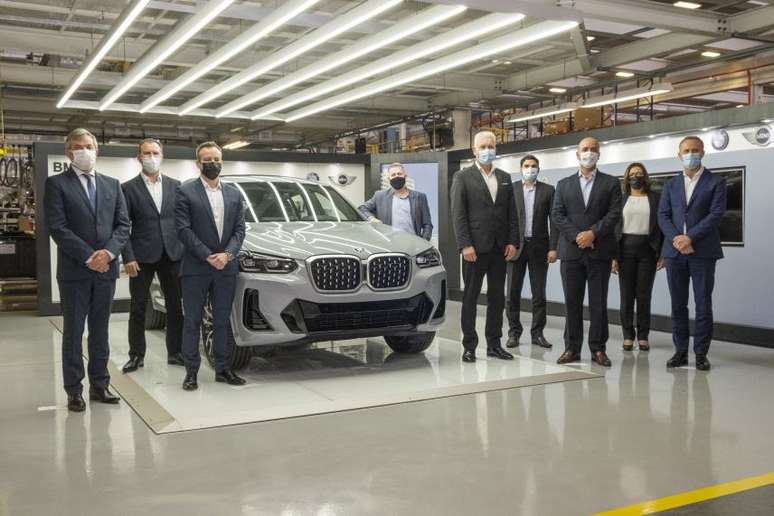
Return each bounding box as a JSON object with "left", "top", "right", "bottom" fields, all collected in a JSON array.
[
  {"left": 416, "top": 247, "right": 442, "bottom": 268},
  {"left": 239, "top": 251, "right": 298, "bottom": 273}
]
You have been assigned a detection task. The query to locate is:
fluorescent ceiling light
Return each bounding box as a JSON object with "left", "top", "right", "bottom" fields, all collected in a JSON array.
[
  {"left": 505, "top": 103, "right": 578, "bottom": 124},
  {"left": 674, "top": 1, "right": 701, "bottom": 8},
  {"left": 99, "top": 0, "right": 236, "bottom": 111},
  {"left": 179, "top": 0, "right": 403, "bottom": 116},
  {"left": 586, "top": 36, "right": 595, "bottom": 41},
  {"left": 215, "top": 4, "right": 466, "bottom": 118},
  {"left": 701, "top": 50, "right": 721, "bottom": 57},
  {"left": 140, "top": 0, "right": 321, "bottom": 113},
  {"left": 615, "top": 71, "right": 635, "bottom": 78},
  {"left": 582, "top": 83, "right": 673, "bottom": 108},
  {"left": 223, "top": 141, "right": 250, "bottom": 150},
  {"left": 549, "top": 87, "right": 567, "bottom": 93},
  {"left": 249, "top": 12, "right": 528, "bottom": 120},
  {"left": 57, "top": 0, "right": 150, "bottom": 108},
  {"left": 283, "top": 20, "right": 579, "bottom": 123}
]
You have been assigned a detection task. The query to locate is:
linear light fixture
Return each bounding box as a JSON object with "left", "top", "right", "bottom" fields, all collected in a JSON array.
[
  {"left": 215, "top": 4, "right": 467, "bottom": 118},
  {"left": 283, "top": 20, "right": 579, "bottom": 123},
  {"left": 549, "top": 87, "right": 567, "bottom": 93},
  {"left": 505, "top": 103, "right": 578, "bottom": 124},
  {"left": 140, "top": 0, "right": 322, "bottom": 113},
  {"left": 99, "top": 0, "right": 237, "bottom": 111},
  {"left": 57, "top": 0, "right": 150, "bottom": 108},
  {"left": 615, "top": 71, "right": 635, "bottom": 78},
  {"left": 674, "top": 1, "right": 701, "bottom": 9},
  {"left": 179, "top": 0, "right": 403, "bottom": 116},
  {"left": 223, "top": 140, "right": 250, "bottom": 150},
  {"left": 582, "top": 83, "right": 673, "bottom": 108},
  {"left": 249, "top": 12, "right": 528, "bottom": 121},
  {"left": 701, "top": 50, "right": 721, "bottom": 57}
]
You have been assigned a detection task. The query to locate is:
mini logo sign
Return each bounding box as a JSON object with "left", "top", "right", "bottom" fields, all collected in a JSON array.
[
  {"left": 742, "top": 126, "right": 772, "bottom": 147},
  {"left": 329, "top": 173, "right": 356, "bottom": 187}
]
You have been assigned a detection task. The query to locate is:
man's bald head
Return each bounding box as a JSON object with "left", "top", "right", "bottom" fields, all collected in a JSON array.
[{"left": 577, "top": 137, "right": 600, "bottom": 154}]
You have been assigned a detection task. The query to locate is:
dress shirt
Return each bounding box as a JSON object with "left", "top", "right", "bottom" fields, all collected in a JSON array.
[
  {"left": 201, "top": 177, "right": 224, "bottom": 241},
  {"left": 622, "top": 196, "right": 650, "bottom": 235},
  {"left": 475, "top": 161, "right": 498, "bottom": 202},
  {"left": 523, "top": 182, "right": 536, "bottom": 238},
  {"left": 141, "top": 172, "right": 163, "bottom": 213},
  {"left": 578, "top": 169, "right": 597, "bottom": 207},
  {"left": 391, "top": 193, "right": 414, "bottom": 235},
  {"left": 683, "top": 166, "right": 704, "bottom": 233}
]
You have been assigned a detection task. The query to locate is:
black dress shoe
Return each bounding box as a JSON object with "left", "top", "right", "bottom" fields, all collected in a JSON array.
[
  {"left": 532, "top": 335, "right": 553, "bottom": 349},
  {"left": 696, "top": 354, "right": 711, "bottom": 371},
  {"left": 122, "top": 355, "right": 144, "bottom": 374},
  {"left": 506, "top": 336, "right": 520, "bottom": 348},
  {"left": 89, "top": 386, "right": 120, "bottom": 404},
  {"left": 67, "top": 393, "right": 86, "bottom": 412},
  {"left": 462, "top": 350, "right": 476, "bottom": 362},
  {"left": 487, "top": 347, "right": 514, "bottom": 360},
  {"left": 557, "top": 350, "right": 580, "bottom": 364},
  {"left": 182, "top": 372, "right": 198, "bottom": 391},
  {"left": 216, "top": 370, "right": 246, "bottom": 386},
  {"left": 167, "top": 352, "right": 185, "bottom": 366},
  {"left": 591, "top": 351, "right": 612, "bottom": 367},
  {"left": 667, "top": 351, "right": 688, "bottom": 368}
]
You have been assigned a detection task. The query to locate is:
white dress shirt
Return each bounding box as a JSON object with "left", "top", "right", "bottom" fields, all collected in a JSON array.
[
  {"left": 682, "top": 166, "right": 704, "bottom": 233},
  {"left": 475, "top": 161, "right": 498, "bottom": 202},
  {"left": 622, "top": 196, "right": 650, "bottom": 235},
  {"left": 578, "top": 169, "right": 597, "bottom": 207},
  {"left": 201, "top": 177, "right": 224, "bottom": 241},
  {"left": 523, "top": 182, "right": 536, "bottom": 238},
  {"left": 142, "top": 172, "right": 163, "bottom": 213}
]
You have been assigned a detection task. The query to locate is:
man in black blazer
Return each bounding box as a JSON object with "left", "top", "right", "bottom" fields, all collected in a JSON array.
[
  {"left": 506, "top": 155, "right": 559, "bottom": 350},
  {"left": 176, "top": 141, "right": 246, "bottom": 391},
  {"left": 451, "top": 131, "right": 519, "bottom": 363},
  {"left": 121, "top": 139, "right": 185, "bottom": 373},
  {"left": 358, "top": 163, "right": 433, "bottom": 240},
  {"left": 44, "top": 128, "right": 130, "bottom": 412},
  {"left": 551, "top": 137, "right": 622, "bottom": 367}
]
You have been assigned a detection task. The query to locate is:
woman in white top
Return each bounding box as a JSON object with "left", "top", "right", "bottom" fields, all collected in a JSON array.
[{"left": 612, "top": 163, "right": 664, "bottom": 351}]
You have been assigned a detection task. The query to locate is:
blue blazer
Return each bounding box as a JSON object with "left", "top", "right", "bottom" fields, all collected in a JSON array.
[
  {"left": 357, "top": 188, "right": 433, "bottom": 240},
  {"left": 657, "top": 168, "right": 726, "bottom": 260},
  {"left": 44, "top": 166, "right": 130, "bottom": 281},
  {"left": 121, "top": 174, "right": 183, "bottom": 263},
  {"left": 175, "top": 178, "right": 246, "bottom": 277}
]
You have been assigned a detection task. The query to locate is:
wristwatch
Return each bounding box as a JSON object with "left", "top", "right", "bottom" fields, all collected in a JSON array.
[{"left": 225, "top": 251, "right": 234, "bottom": 262}]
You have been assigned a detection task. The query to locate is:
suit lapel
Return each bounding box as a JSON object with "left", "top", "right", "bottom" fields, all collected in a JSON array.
[
  {"left": 136, "top": 174, "right": 161, "bottom": 215},
  {"left": 686, "top": 169, "right": 710, "bottom": 209},
  {"left": 584, "top": 172, "right": 603, "bottom": 212},
  {"left": 383, "top": 189, "right": 394, "bottom": 226},
  {"left": 195, "top": 178, "right": 220, "bottom": 240},
  {"left": 514, "top": 182, "right": 526, "bottom": 235},
  {"left": 471, "top": 167, "right": 495, "bottom": 206},
  {"left": 570, "top": 172, "right": 585, "bottom": 210},
  {"left": 408, "top": 190, "right": 417, "bottom": 228},
  {"left": 67, "top": 167, "right": 95, "bottom": 217}
]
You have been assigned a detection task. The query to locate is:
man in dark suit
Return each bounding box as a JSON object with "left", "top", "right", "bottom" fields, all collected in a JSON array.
[
  {"left": 44, "top": 128, "right": 130, "bottom": 412},
  {"left": 658, "top": 136, "right": 726, "bottom": 371},
  {"left": 176, "top": 141, "right": 246, "bottom": 390},
  {"left": 358, "top": 162, "right": 433, "bottom": 240},
  {"left": 121, "top": 138, "right": 185, "bottom": 373},
  {"left": 506, "top": 154, "right": 559, "bottom": 350},
  {"left": 451, "top": 130, "right": 519, "bottom": 363},
  {"left": 551, "top": 137, "right": 622, "bottom": 367}
]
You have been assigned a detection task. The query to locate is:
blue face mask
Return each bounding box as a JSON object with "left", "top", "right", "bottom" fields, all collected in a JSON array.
[
  {"left": 477, "top": 148, "right": 496, "bottom": 165},
  {"left": 522, "top": 166, "right": 539, "bottom": 182},
  {"left": 681, "top": 152, "right": 702, "bottom": 171}
]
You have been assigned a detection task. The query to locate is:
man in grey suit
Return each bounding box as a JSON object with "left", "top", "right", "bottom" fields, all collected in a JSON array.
[
  {"left": 506, "top": 154, "right": 559, "bottom": 350},
  {"left": 44, "top": 128, "right": 130, "bottom": 412},
  {"left": 176, "top": 141, "right": 246, "bottom": 391},
  {"left": 121, "top": 138, "right": 185, "bottom": 373},
  {"left": 358, "top": 163, "right": 433, "bottom": 240}
]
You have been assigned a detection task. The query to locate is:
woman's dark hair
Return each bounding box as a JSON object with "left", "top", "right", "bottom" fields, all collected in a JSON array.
[{"left": 622, "top": 162, "right": 650, "bottom": 195}]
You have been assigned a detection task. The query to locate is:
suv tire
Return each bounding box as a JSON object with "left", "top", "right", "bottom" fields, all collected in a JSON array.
[
  {"left": 144, "top": 297, "right": 166, "bottom": 330},
  {"left": 199, "top": 302, "right": 253, "bottom": 371}
]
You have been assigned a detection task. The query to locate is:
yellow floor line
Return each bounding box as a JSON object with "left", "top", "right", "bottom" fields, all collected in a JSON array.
[{"left": 594, "top": 472, "right": 774, "bottom": 515}]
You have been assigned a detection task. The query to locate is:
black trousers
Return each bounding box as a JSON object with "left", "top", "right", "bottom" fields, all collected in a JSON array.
[
  {"left": 506, "top": 238, "right": 549, "bottom": 338},
  {"left": 618, "top": 235, "right": 657, "bottom": 341},
  {"left": 461, "top": 247, "right": 507, "bottom": 351},
  {"left": 560, "top": 255, "right": 612, "bottom": 354},
  {"left": 58, "top": 277, "right": 116, "bottom": 394},
  {"left": 128, "top": 254, "right": 183, "bottom": 358}
]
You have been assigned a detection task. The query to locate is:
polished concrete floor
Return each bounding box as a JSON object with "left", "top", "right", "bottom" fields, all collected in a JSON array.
[{"left": 1, "top": 302, "right": 773, "bottom": 515}]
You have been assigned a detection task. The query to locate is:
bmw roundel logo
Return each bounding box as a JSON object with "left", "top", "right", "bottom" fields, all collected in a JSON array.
[
  {"left": 711, "top": 129, "right": 729, "bottom": 151},
  {"left": 754, "top": 126, "right": 771, "bottom": 145}
]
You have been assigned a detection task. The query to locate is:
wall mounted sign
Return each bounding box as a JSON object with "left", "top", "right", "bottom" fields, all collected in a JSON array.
[{"left": 742, "top": 126, "right": 772, "bottom": 147}]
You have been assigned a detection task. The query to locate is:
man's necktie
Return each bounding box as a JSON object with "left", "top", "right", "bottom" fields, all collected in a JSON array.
[{"left": 85, "top": 174, "right": 96, "bottom": 211}]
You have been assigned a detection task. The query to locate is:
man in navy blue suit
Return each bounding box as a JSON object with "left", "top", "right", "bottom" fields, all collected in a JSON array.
[
  {"left": 44, "top": 128, "right": 130, "bottom": 412},
  {"left": 658, "top": 136, "right": 726, "bottom": 371},
  {"left": 175, "top": 141, "right": 246, "bottom": 391}
]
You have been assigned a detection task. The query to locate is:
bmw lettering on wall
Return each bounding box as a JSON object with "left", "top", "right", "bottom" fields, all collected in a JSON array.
[
  {"left": 329, "top": 173, "right": 357, "bottom": 187},
  {"left": 711, "top": 129, "right": 729, "bottom": 151},
  {"left": 146, "top": 175, "right": 446, "bottom": 371},
  {"left": 742, "top": 125, "right": 772, "bottom": 147}
]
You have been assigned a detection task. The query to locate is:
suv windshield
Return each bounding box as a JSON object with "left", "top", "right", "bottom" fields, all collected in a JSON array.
[{"left": 236, "top": 180, "right": 364, "bottom": 223}]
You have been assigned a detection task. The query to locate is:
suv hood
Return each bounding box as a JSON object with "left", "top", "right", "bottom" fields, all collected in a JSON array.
[{"left": 241, "top": 222, "right": 434, "bottom": 261}]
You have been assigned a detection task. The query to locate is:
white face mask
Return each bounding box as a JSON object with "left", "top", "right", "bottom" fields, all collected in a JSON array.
[
  {"left": 578, "top": 151, "right": 599, "bottom": 169},
  {"left": 71, "top": 148, "right": 97, "bottom": 172},
  {"left": 141, "top": 155, "right": 163, "bottom": 175}
]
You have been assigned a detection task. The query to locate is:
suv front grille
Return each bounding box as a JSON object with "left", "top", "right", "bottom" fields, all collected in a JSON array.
[
  {"left": 368, "top": 254, "right": 410, "bottom": 290},
  {"left": 309, "top": 256, "right": 361, "bottom": 292}
]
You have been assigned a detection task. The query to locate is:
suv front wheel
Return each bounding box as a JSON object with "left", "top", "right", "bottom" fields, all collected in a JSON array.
[
  {"left": 199, "top": 302, "right": 253, "bottom": 371},
  {"left": 384, "top": 332, "right": 435, "bottom": 354}
]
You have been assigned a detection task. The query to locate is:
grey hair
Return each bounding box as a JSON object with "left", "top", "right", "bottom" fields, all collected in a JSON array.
[
  {"left": 473, "top": 130, "right": 497, "bottom": 149},
  {"left": 65, "top": 128, "right": 98, "bottom": 151},
  {"left": 387, "top": 162, "right": 405, "bottom": 174}
]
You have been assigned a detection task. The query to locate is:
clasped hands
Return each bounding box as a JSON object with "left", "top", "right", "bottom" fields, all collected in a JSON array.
[
  {"left": 576, "top": 230, "right": 595, "bottom": 249},
  {"left": 672, "top": 234, "right": 694, "bottom": 255},
  {"left": 87, "top": 249, "right": 112, "bottom": 273},
  {"left": 207, "top": 252, "right": 229, "bottom": 270},
  {"left": 462, "top": 244, "right": 517, "bottom": 263}
]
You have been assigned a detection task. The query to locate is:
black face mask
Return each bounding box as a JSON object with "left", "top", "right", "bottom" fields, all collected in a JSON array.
[
  {"left": 390, "top": 177, "right": 406, "bottom": 190},
  {"left": 202, "top": 161, "right": 222, "bottom": 180},
  {"left": 628, "top": 176, "right": 645, "bottom": 190}
]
